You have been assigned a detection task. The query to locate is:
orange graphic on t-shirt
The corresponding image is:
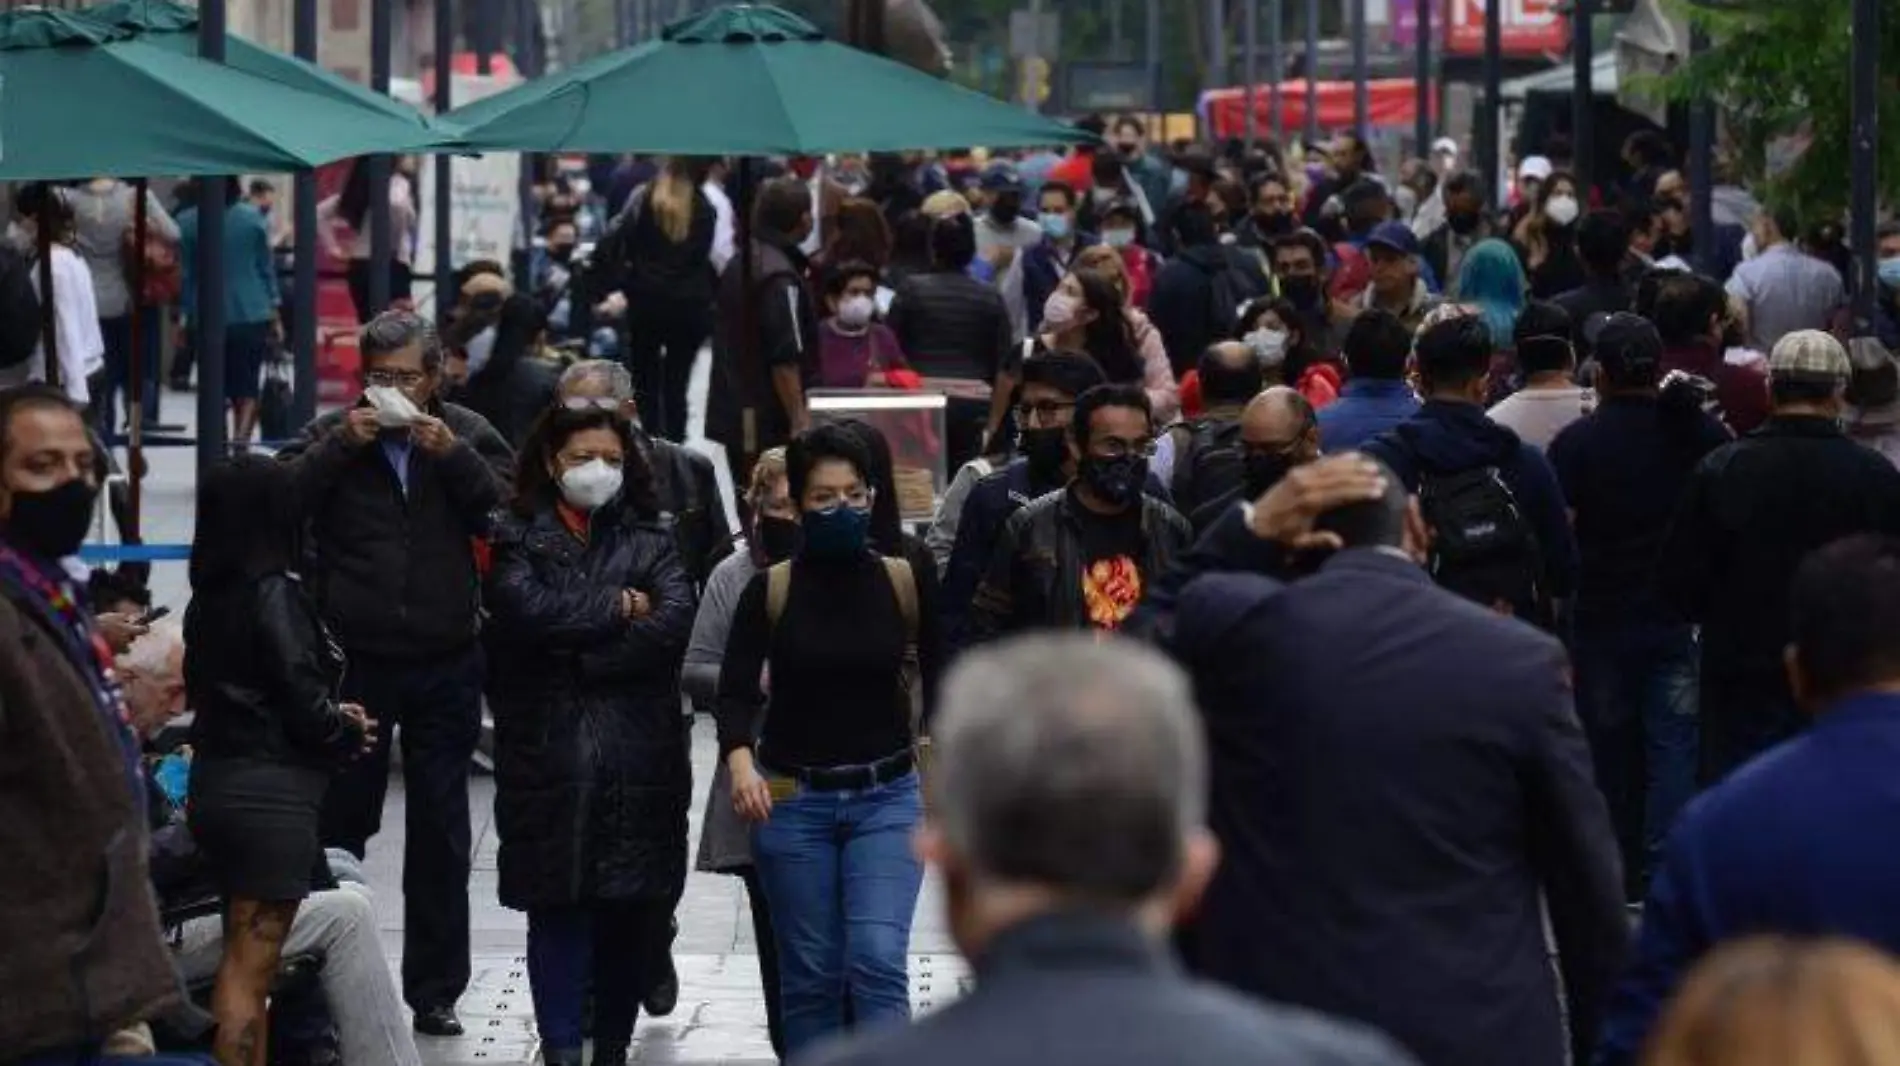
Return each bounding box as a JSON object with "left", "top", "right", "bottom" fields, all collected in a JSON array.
[{"left": 1082, "top": 555, "right": 1143, "bottom": 631}]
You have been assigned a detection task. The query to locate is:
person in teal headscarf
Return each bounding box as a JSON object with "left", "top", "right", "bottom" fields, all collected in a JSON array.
[{"left": 1454, "top": 239, "right": 1530, "bottom": 403}]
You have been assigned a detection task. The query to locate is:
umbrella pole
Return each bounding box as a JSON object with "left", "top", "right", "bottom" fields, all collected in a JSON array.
[
  {"left": 35, "top": 202, "right": 57, "bottom": 395},
  {"left": 128, "top": 179, "right": 147, "bottom": 543},
  {"left": 736, "top": 156, "right": 758, "bottom": 518}
]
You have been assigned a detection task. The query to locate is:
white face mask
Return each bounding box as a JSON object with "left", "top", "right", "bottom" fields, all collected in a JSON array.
[
  {"left": 558, "top": 459, "right": 624, "bottom": 511},
  {"left": 464, "top": 325, "right": 498, "bottom": 377},
  {"left": 1102, "top": 227, "right": 1136, "bottom": 249},
  {"left": 1244, "top": 328, "right": 1289, "bottom": 366},
  {"left": 363, "top": 385, "right": 422, "bottom": 427},
  {"left": 836, "top": 294, "right": 875, "bottom": 330},
  {"left": 1544, "top": 194, "right": 1581, "bottom": 227},
  {"left": 1042, "top": 292, "right": 1084, "bottom": 332}
]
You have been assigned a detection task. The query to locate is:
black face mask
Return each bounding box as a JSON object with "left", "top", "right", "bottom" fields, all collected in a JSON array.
[
  {"left": 1280, "top": 275, "right": 1321, "bottom": 306},
  {"left": 990, "top": 196, "right": 1022, "bottom": 225},
  {"left": 1448, "top": 210, "right": 1483, "bottom": 235},
  {"left": 1020, "top": 427, "right": 1069, "bottom": 487},
  {"left": 1079, "top": 454, "right": 1146, "bottom": 508},
  {"left": 755, "top": 515, "right": 801, "bottom": 564},
  {"left": 4, "top": 478, "right": 99, "bottom": 561},
  {"left": 1243, "top": 452, "right": 1296, "bottom": 498},
  {"left": 549, "top": 244, "right": 575, "bottom": 263},
  {"left": 1254, "top": 211, "right": 1295, "bottom": 237}
]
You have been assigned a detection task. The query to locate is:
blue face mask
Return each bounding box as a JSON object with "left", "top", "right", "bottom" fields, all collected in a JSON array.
[
  {"left": 1879, "top": 256, "right": 1900, "bottom": 289},
  {"left": 800, "top": 503, "right": 872, "bottom": 560},
  {"left": 1040, "top": 213, "right": 1073, "bottom": 241}
]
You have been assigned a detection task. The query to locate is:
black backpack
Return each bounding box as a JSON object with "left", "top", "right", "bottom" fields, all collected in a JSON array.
[
  {"left": 1417, "top": 465, "right": 1550, "bottom": 625},
  {"left": 0, "top": 245, "right": 42, "bottom": 371},
  {"left": 1206, "top": 254, "right": 1259, "bottom": 338},
  {"left": 1170, "top": 417, "right": 1247, "bottom": 526}
]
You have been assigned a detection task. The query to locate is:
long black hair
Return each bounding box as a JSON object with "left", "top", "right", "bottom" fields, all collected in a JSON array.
[
  {"left": 511, "top": 407, "right": 658, "bottom": 521},
  {"left": 835, "top": 419, "right": 904, "bottom": 556},
  {"left": 188, "top": 454, "right": 301, "bottom": 592},
  {"left": 337, "top": 158, "right": 373, "bottom": 232},
  {"left": 1071, "top": 268, "right": 1144, "bottom": 385}
]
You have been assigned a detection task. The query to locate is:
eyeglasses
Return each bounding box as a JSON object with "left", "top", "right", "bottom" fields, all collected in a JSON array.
[
  {"left": 806, "top": 486, "right": 875, "bottom": 511},
  {"left": 365, "top": 369, "right": 426, "bottom": 387},
  {"left": 562, "top": 396, "right": 622, "bottom": 412},
  {"left": 1091, "top": 436, "right": 1157, "bottom": 460}
]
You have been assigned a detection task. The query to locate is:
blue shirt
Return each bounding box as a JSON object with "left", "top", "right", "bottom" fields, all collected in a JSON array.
[
  {"left": 1595, "top": 691, "right": 1900, "bottom": 1065},
  {"left": 1318, "top": 379, "right": 1420, "bottom": 452},
  {"left": 380, "top": 435, "right": 413, "bottom": 496}
]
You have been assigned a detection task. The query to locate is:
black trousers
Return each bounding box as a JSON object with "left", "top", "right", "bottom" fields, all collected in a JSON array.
[
  {"left": 624, "top": 300, "right": 711, "bottom": 443},
  {"left": 739, "top": 867, "right": 785, "bottom": 1060},
  {"left": 345, "top": 257, "right": 416, "bottom": 325},
  {"left": 319, "top": 643, "right": 484, "bottom": 1012}
]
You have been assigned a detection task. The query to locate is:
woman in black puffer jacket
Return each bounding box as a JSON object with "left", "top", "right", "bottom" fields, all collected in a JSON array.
[{"left": 483, "top": 405, "right": 696, "bottom": 1066}]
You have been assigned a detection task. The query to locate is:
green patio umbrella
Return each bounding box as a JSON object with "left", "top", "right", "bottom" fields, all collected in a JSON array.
[
  {"left": 442, "top": 4, "right": 1093, "bottom": 155},
  {"left": 0, "top": 7, "right": 456, "bottom": 180},
  {"left": 83, "top": 0, "right": 435, "bottom": 129}
]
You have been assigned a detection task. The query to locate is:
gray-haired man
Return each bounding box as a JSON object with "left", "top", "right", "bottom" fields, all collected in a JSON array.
[
  {"left": 279, "top": 309, "right": 514, "bottom": 1037},
  {"left": 802, "top": 633, "right": 1419, "bottom": 1066}
]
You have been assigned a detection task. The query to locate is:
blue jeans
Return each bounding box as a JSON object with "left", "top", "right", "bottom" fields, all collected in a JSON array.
[
  {"left": 1574, "top": 619, "right": 1700, "bottom": 897},
  {"left": 752, "top": 771, "right": 923, "bottom": 1058},
  {"left": 525, "top": 900, "right": 672, "bottom": 1056}
]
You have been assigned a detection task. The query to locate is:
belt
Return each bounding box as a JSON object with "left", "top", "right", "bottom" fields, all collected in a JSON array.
[{"left": 763, "top": 749, "right": 914, "bottom": 792}]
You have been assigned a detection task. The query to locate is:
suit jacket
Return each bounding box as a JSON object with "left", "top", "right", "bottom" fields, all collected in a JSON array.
[
  {"left": 1145, "top": 514, "right": 1626, "bottom": 1066},
  {"left": 799, "top": 911, "right": 1419, "bottom": 1066}
]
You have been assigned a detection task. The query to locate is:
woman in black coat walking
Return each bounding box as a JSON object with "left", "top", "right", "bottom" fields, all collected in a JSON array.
[{"left": 485, "top": 406, "right": 697, "bottom": 1066}]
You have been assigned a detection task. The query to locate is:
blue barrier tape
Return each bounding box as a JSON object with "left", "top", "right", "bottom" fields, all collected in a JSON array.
[{"left": 78, "top": 544, "right": 192, "bottom": 563}]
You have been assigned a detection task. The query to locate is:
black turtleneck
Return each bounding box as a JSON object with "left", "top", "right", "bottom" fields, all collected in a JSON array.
[{"left": 717, "top": 547, "right": 942, "bottom": 769}]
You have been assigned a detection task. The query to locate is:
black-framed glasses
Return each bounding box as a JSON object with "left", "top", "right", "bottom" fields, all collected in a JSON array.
[
  {"left": 365, "top": 369, "right": 426, "bottom": 387},
  {"left": 1091, "top": 436, "right": 1158, "bottom": 460}
]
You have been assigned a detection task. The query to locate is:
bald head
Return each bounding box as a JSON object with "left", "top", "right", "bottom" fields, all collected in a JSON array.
[
  {"left": 1242, "top": 386, "right": 1318, "bottom": 457},
  {"left": 1198, "top": 341, "right": 1264, "bottom": 407}
]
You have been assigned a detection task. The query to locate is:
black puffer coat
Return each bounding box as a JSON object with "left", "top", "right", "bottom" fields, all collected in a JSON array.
[{"left": 485, "top": 502, "right": 697, "bottom": 911}]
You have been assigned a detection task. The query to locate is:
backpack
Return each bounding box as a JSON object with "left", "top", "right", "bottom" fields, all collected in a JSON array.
[
  {"left": 766, "top": 555, "right": 929, "bottom": 761},
  {"left": 0, "top": 244, "right": 41, "bottom": 370},
  {"left": 1169, "top": 417, "right": 1248, "bottom": 523},
  {"left": 1416, "top": 466, "right": 1550, "bottom": 625},
  {"left": 1206, "top": 255, "right": 1258, "bottom": 337}
]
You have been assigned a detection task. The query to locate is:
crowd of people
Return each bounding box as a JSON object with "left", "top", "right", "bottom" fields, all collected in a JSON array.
[{"left": 12, "top": 110, "right": 1900, "bottom": 1066}]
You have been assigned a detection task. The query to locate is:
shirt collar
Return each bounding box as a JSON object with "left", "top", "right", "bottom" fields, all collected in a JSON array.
[{"left": 973, "top": 910, "right": 1168, "bottom": 982}]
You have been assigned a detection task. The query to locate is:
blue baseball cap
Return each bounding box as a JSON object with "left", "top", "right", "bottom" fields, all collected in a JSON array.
[{"left": 1366, "top": 221, "right": 1420, "bottom": 257}]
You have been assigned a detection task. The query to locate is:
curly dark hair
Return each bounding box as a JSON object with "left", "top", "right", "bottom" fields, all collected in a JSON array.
[{"left": 511, "top": 407, "right": 658, "bottom": 520}]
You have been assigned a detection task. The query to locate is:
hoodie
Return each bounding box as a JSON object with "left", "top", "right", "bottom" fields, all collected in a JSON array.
[{"left": 1363, "top": 400, "right": 1579, "bottom": 602}]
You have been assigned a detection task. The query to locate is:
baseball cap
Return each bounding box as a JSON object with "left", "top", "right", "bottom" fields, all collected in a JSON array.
[
  {"left": 1585, "top": 312, "right": 1663, "bottom": 376},
  {"left": 1431, "top": 137, "right": 1459, "bottom": 157},
  {"left": 1519, "top": 155, "right": 1554, "bottom": 182},
  {"left": 1768, "top": 329, "right": 1852, "bottom": 386},
  {"left": 1366, "top": 220, "right": 1420, "bottom": 257},
  {"left": 979, "top": 162, "right": 1022, "bottom": 193}
]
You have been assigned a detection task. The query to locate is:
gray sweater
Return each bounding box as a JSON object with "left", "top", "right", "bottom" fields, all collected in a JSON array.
[
  {"left": 70, "top": 181, "right": 179, "bottom": 319},
  {"left": 685, "top": 547, "right": 762, "bottom": 874}
]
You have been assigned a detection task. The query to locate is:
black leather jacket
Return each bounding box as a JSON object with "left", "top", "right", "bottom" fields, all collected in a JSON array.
[
  {"left": 966, "top": 489, "right": 1192, "bottom": 642},
  {"left": 185, "top": 572, "right": 362, "bottom": 768}
]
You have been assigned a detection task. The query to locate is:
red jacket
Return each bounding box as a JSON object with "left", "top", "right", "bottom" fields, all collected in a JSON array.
[{"left": 1048, "top": 150, "right": 1097, "bottom": 192}]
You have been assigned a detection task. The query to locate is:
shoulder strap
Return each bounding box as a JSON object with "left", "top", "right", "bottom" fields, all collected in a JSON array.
[
  {"left": 879, "top": 556, "right": 919, "bottom": 644},
  {"left": 766, "top": 561, "right": 792, "bottom": 629}
]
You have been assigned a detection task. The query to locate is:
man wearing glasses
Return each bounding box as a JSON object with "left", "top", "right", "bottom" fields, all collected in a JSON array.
[
  {"left": 279, "top": 309, "right": 514, "bottom": 1039},
  {"left": 965, "top": 382, "right": 1191, "bottom": 642}
]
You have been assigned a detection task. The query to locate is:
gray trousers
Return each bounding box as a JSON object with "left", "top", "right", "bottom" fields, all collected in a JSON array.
[{"left": 176, "top": 884, "right": 423, "bottom": 1066}]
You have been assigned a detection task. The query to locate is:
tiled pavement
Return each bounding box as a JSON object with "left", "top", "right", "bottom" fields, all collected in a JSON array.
[{"left": 360, "top": 725, "right": 969, "bottom": 1066}]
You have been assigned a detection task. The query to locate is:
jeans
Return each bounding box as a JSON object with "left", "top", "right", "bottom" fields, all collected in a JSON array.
[
  {"left": 99, "top": 308, "right": 163, "bottom": 435},
  {"left": 1573, "top": 619, "right": 1700, "bottom": 897},
  {"left": 526, "top": 901, "right": 672, "bottom": 1057},
  {"left": 319, "top": 644, "right": 484, "bottom": 1012},
  {"left": 177, "top": 885, "right": 422, "bottom": 1066},
  {"left": 752, "top": 771, "right": 923, "bottom": 1059}
]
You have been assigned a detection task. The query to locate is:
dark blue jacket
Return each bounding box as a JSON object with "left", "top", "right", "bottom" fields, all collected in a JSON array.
[
  {"left": 1022, "top": 234, "right": 1099, "bottom": 334},
  {"left": 1140, "top": 514, "right": 1626, "bottom": 1066},
  {"left": 1595, "top": 691, "right": 1900, "bottom": 1065},
  {"left": 1363, "top": 399, "right": 1580, "bottom": 602},
  {"left": 1317, "top": 379, "right": 1421, "bottom": 452}
]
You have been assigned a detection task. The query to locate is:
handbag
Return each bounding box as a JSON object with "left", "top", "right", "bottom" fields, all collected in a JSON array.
[{"left": 258, "top": 345, "right": 295, "bottom": 442}]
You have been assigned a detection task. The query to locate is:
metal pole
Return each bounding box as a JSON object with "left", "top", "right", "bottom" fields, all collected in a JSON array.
[
  {"left": 1206, "top": 0, "right": 1227, "bottom": 94},
  {"left": 435, "top": 0, "right": 454, "bottom": 321},
  {"left": 1480, "top": 0, "right": 1501, "bottom": 206},
  {"left": 1027, "top": 0, "right": 1044, "bottom": 113},
  {"left": 1415, "top": 0, "right": 1432, "bottom": 154},
  {"left": 1269, "top": 0, "right": 1284, "bottom": 142},
  {"left": 128, "top": 179, "right": 146, "bottom": 535},
  {"left": 1852, "top": 0, "right": 1880, "bottom": 335},
  {"left": 1351, "top": 0, "right": 1367, "bottom": 138},
  {"left": 1302, "top": 0, "right": 1318, "bottom": 144},
  {"left": 292, "top": 0, "right": 318, "bottom": 427},
  {"left": 517, "top": 0, "right": 538, "bottom": 286},
  {"left": 367, "top": 0, "right": 393, "bottom": 319},
  {"left": 1110, "top": 0, "right": 1124, "bottom": 59},
  {"left": 196, "top": 0, "right": 229, "bottom": 467},
  {"left": 1146, "top": 0, "right": 1161, "bottom": 119},
  {"left": 1244, "top": 0, "right": 1259, "bottom": 148},
  {"left": 1572, "top": 0, "right": 1594, "bottom": 197},
  {"left": 1687, "top": 25, "right": 1715, "bottom": 274}
]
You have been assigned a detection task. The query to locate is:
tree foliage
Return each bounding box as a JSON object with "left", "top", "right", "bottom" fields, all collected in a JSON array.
[{"left": 1659, "top": 0, "right": 1900, "bottom": 218}]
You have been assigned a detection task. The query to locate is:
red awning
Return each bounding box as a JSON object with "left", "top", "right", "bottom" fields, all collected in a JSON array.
[{"left": 1201, "top": 79, "right": 1438, "bottom": 139}]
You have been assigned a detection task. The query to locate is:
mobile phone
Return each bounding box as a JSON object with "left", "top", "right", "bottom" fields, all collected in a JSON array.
[{"left": 135, "top": 606, "right": 171, "bottom": 626}]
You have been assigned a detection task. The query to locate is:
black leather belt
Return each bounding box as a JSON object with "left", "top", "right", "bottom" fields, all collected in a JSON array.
[{"left": 764, "top": 749, "right": 914, "bottom": 792}]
